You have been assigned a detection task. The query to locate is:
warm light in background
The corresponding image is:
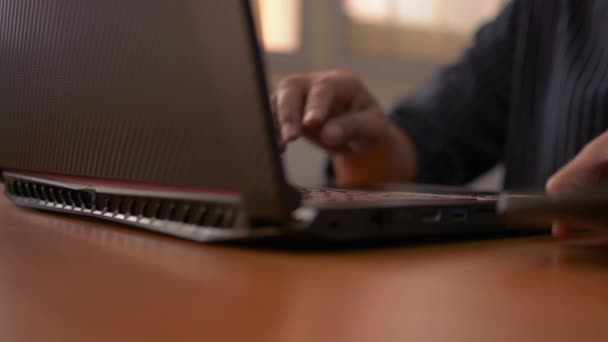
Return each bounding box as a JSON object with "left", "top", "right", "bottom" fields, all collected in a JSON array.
[
  {"left": 253, "top": 0, "right": 504, "bottom": 55},
  {"left": 343, "top": 0, "right": 391, "bottom": 24},
  {"left": 254, "top": 0, "right": 302, "bottom": 53},
  {"left": 345, "top": 0, "right": 503, "bottom": 35},
  {"left": 396, "top": 0, "right": 436, "bottom": 30}
]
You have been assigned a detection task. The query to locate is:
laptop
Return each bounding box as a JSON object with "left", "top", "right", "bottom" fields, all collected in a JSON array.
[{"left": 0, "top": 0, "right": 509, "bottom": 242}]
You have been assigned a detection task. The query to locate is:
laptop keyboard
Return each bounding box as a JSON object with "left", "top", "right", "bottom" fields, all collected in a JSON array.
[{"left": 301, "top": 188, "right": 494, "bottom": 205}]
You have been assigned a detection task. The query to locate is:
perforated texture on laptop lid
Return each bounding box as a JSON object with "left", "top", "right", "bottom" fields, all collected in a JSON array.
[{"left": 0, "top": 0, "right": 298, "bottom": 221}]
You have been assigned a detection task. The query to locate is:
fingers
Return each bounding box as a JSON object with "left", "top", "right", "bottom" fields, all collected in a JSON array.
[
  {"left": 275, "top": 75, "right": 309, "bottom": 144},
  {"left": 546, "top": 131, "right": 608, "bottom": 196},
  {"left": 273, "top": 69, "right": 379, "bottom": 151},
  {"left": 302, "top": 69, "right": 365, "bottom": 128},
  {"left": 303, "top": 78, "right": 335, "bottom": 127},
  {"left": 318, "top": 109, "right": 387, "bottom": 151},
  {"left": 546, "top": 131, "right": 608, "bottom": 237},
  {"left": 270, "top": 94, "right": 287, "bottom": 152}
]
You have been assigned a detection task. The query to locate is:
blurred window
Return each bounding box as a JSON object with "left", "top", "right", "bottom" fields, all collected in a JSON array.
[
  {"left": 252, "top": 0, "right": 302, "bottom": 54},
  {"left": 343, "top": 0, "right": 504, "bottom": 64}
]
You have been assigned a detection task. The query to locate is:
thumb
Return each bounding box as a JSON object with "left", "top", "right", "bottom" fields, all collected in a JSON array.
[{"left": 546, "top": 131, "right": 608, "bottom": 196}]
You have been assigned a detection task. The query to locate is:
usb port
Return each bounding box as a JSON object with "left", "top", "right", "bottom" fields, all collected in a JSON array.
[{"left": 447, "top": 208, "right": 468, "bottom": 222}]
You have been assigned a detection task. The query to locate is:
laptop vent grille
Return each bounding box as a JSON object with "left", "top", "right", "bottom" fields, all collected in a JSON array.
[{"left": 5, "top": 179, "right": 238, "bottom": 229}]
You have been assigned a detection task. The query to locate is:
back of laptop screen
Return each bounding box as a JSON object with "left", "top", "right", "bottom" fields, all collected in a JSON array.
[{"left": 0, "top": 0, "right": 297, "bottom": 221}]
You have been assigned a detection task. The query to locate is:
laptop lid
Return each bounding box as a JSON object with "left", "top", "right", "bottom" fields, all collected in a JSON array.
[{"left": 0, "top": 0, "right": 300, "bottom": 222}]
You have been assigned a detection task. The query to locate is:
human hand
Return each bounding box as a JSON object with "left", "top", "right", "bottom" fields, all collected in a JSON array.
[
  {"left": 273, "top": 69, "right": 390, "bottom": 152},
  {"left": 546, "top": 131, "right": 608, "bottom": 236},
  {"left": 272, "top": 69, "right": 417, "bottom": 186}
]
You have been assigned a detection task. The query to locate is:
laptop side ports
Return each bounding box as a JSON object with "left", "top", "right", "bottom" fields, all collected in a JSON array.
[
  {"left": 419, "top": 208, "right": 442, "bottom": 223},
  {"left": 446, "top": 207, "right": 468, "bottom": 222}
]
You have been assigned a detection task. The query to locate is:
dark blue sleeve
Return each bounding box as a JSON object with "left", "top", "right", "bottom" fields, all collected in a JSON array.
[{"left": 389, "top": 0, "right": 522, "bottom": 185}]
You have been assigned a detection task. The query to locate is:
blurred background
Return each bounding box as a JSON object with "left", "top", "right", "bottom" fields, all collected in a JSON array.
[{"left": 251, "top": 0, "right": 506, "bottom": 187}]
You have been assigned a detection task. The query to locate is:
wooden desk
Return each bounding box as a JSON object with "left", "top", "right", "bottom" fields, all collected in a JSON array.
[{"left": 2, "top": 193, "right": 608, "bottom": 342}]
